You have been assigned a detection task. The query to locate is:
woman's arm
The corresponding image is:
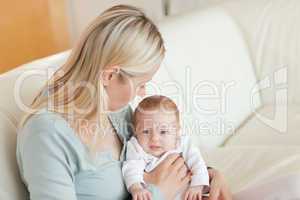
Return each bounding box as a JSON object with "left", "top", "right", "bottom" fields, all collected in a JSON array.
[
  {"left": 203, "top": 168, "right": 233, "bottom": 200},
  {"left": 17, "top": 129, "right": 77, "bottom": 199}
]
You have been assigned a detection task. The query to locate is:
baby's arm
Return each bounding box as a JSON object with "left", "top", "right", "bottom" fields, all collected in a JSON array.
[
  {"left": 181, "top": 136, "right": 209, "bottom": 187},
  {"left": 122, "top": 138, "right": 151, "bottom": 199},
  {"left": 181, "top": 137, "right": 209, "bottom": 199},
  {"left": 181, "top": 136, "right": 209, "bottom": 199}
]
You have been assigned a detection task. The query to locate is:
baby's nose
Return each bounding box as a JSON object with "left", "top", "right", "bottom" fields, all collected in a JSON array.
[{"left": 150, "top": 133, "right": 160, "bottom": 142}]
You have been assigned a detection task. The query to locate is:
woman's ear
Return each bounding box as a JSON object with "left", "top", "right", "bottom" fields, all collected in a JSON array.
[{"left": 100, "top": 66, "right": 121, "bottom": 86}]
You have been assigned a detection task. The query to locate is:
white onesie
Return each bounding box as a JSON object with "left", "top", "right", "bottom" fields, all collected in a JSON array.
[{"left": 122, "top": 136, "right": 209, "bottom": 199}]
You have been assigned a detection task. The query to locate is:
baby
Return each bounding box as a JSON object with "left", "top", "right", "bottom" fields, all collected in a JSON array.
[{"left": 122, "top": 95, "right": 209, "bottom": 200}]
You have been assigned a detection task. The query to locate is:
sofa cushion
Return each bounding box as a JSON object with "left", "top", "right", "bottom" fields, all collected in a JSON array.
[
  {"left": 0, "top": 111, "right": 28, "bottom": 199},
  {"left": 0, "top": 51, "right": 69, "bottom": 200}
]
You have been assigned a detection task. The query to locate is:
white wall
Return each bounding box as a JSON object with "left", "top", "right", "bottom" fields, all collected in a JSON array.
[
  {"left": 66, "top": 0, "right": 165, "bottom": 43},
  {"left": 168, "top": 0, "right": 231, "bottom": 15}
]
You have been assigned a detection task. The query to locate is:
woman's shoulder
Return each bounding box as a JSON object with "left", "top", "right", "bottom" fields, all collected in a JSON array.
[
  {"left": 17, "top": 108, "right": 86, "bottom": 160},
  {"left": 19, "top": 108, "right": 72, "bottom": 139},
  {"left": 20, "top": 108, "right": 61, "bottom": 130}
]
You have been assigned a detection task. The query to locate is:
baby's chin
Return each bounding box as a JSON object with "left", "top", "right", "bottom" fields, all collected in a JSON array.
[
  {"left": 150, "top": 151, "right": 165, "bottom": 158},
  {"left": 148, "top": 148, "right": 170, "bottom": 158}
]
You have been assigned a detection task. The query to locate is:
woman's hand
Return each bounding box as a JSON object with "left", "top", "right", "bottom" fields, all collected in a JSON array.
[
  {"left": 203, "top": 168, "right": 233, "bottom": 200},
  {"left": 144, "top": 153, "right": 191, "bottom": 200}
]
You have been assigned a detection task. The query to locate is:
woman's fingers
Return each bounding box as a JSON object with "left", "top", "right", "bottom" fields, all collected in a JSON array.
[
  {"left": 143, "top": 193, "right": 147, "bottom": 200},
  {"left": 170, "top": 156, "right": 185, "bottom": 173},
  {"left": 198, "top": 193, "right": 202, "bottom": 200},
  {"left": 207, "top": 169, "right": 232, "bottom": 200},
  {"left": 221, "top": 186, "right": 233, "bottom": 200},
  {"left": 185, "top": 192, "right": 190, "bottom": 200},
  {"left": 180, "top": 172, "right": 191, "bottom": 188},
  {"left": 145, "top": 191, "right": 150, "bottom": 200},
  {"left": 162, "top": 153, "right": 180, "bottom": 167},
  {"left": 177, "top": 161, "right": 188, "bottom": 179},
  {"left": 193, "top": 194, "right": 197, "bottom": 200},
  {"left": 146, "top": 192, "right": 152, "bottom": 200},
  {"left": 208, "top": 185, "right": 220, "bottom": 200}
]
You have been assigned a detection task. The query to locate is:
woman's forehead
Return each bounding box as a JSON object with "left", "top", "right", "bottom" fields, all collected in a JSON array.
[
  {"left": 125, "top": 64, "right": 160, "bottom": 81},
  {"left": 130, "top": 72, "right": 153, "bottom": 85}
]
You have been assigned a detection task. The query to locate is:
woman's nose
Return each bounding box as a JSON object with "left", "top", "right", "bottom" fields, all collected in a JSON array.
[{"left": 137, "top": 86, "right": 146, "bottom": 97}]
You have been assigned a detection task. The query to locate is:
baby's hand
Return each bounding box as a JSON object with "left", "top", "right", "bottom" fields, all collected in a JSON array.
[
  {"left": 130, "top": 183, "right": 152, "bottom": 200},
  {"left": 184, "top": 185, "right": 204, "bottom": 200}
]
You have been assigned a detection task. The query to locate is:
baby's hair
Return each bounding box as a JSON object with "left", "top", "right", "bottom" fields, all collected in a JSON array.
[{"left": 133, "top": 95, "right": 179, "bottom": 127}]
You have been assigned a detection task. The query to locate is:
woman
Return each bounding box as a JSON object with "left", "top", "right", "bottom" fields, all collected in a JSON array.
[{"left": 16, "top": 5, "right": 232, "bottom": 200}]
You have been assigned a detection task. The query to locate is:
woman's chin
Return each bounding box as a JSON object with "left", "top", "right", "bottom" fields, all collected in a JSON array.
[{"left": 108, "top": 103, "right": 129, "bottom": 113}]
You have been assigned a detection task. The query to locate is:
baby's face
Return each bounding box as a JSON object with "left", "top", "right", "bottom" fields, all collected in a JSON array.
[{"left": 134, "top": 110, "right": 179, "bottom": 157}]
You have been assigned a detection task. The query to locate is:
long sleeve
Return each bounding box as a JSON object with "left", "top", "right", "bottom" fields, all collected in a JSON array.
[
  {"left": 17, "top": 122, "right": 78, "bottom": 199},
  {"left": 123, "top": 138, "right": 167, "bottom": 200},
  {"left": 181, "top": 136, "right": 209, "bottom": 187},
  {"left": 122, "top": 138, "right": 147, "bottom": 190}
]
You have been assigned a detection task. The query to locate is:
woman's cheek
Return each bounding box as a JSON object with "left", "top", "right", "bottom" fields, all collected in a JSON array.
[{"left": 120, "top": 82, "right": 134, "bottom": 102}]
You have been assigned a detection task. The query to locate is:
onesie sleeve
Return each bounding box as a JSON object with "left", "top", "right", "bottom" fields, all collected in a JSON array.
[
  {"left": 181, "top": 136, "right": 210, "bottom": 187},
  {"left": 122, "top": 138, "right": 147, "bottom": 190}
]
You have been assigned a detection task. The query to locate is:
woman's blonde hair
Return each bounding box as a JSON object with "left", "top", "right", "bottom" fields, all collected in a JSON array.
[{"left": 19, "top": 5, "right": 165, "bottom": 145}]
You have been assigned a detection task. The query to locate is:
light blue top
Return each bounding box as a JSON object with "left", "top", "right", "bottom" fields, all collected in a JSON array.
[{"left": 16, "top": 105, "right": 165, "bottom": 200}]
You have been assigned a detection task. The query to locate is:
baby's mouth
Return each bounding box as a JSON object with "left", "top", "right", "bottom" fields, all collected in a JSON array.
[{"left": 149, "top": 145, "right": 162, "bottom": 151}]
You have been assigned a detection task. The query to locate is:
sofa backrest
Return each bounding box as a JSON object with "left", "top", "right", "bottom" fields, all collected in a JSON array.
[{"left": 0, "top": 52, "right": 69, "bottom": 199}]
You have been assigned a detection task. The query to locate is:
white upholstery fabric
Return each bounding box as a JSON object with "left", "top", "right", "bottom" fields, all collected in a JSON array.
[
  {"left": 0, "top": 51, "right": 69, "bottom": 200},
  {"left": 0, "top": 51, "right": 70, "bottom": 123},
  {"left": 169, "top": 0, "right": 230, "bottom": 15},
  {"left": 202, "top": 146, "right": 300, "bottom": 194},
  {"left": 218, "top": 0, "right": 300, "bottom": 105},
  {"left": 224, "top": 104, "right": 300, "bottom": 146},
  {"left": 148, "top": 8, "right": 260, "bottom": 148},
  {"left": 169, "top": 0, "right": 300, "bottom": 105},
  {"left": 0, "top": 113, "right": 28, "bottom": 199}
]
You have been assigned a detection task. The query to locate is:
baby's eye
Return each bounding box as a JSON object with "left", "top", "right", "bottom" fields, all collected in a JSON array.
[
  {"left": 142, "top": 129, "right": 150, "bottom": 134},
  {"left": 160, "top": 130, "right": 168, "bottom": 135}
]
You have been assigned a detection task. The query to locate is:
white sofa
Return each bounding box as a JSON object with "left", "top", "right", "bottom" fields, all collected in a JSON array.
[
  {"left": 170, "top": 0, "right": 300, "bottom": 147},
  {"left": 1, "top": 2, "right": 300, "bottom": 199}
]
